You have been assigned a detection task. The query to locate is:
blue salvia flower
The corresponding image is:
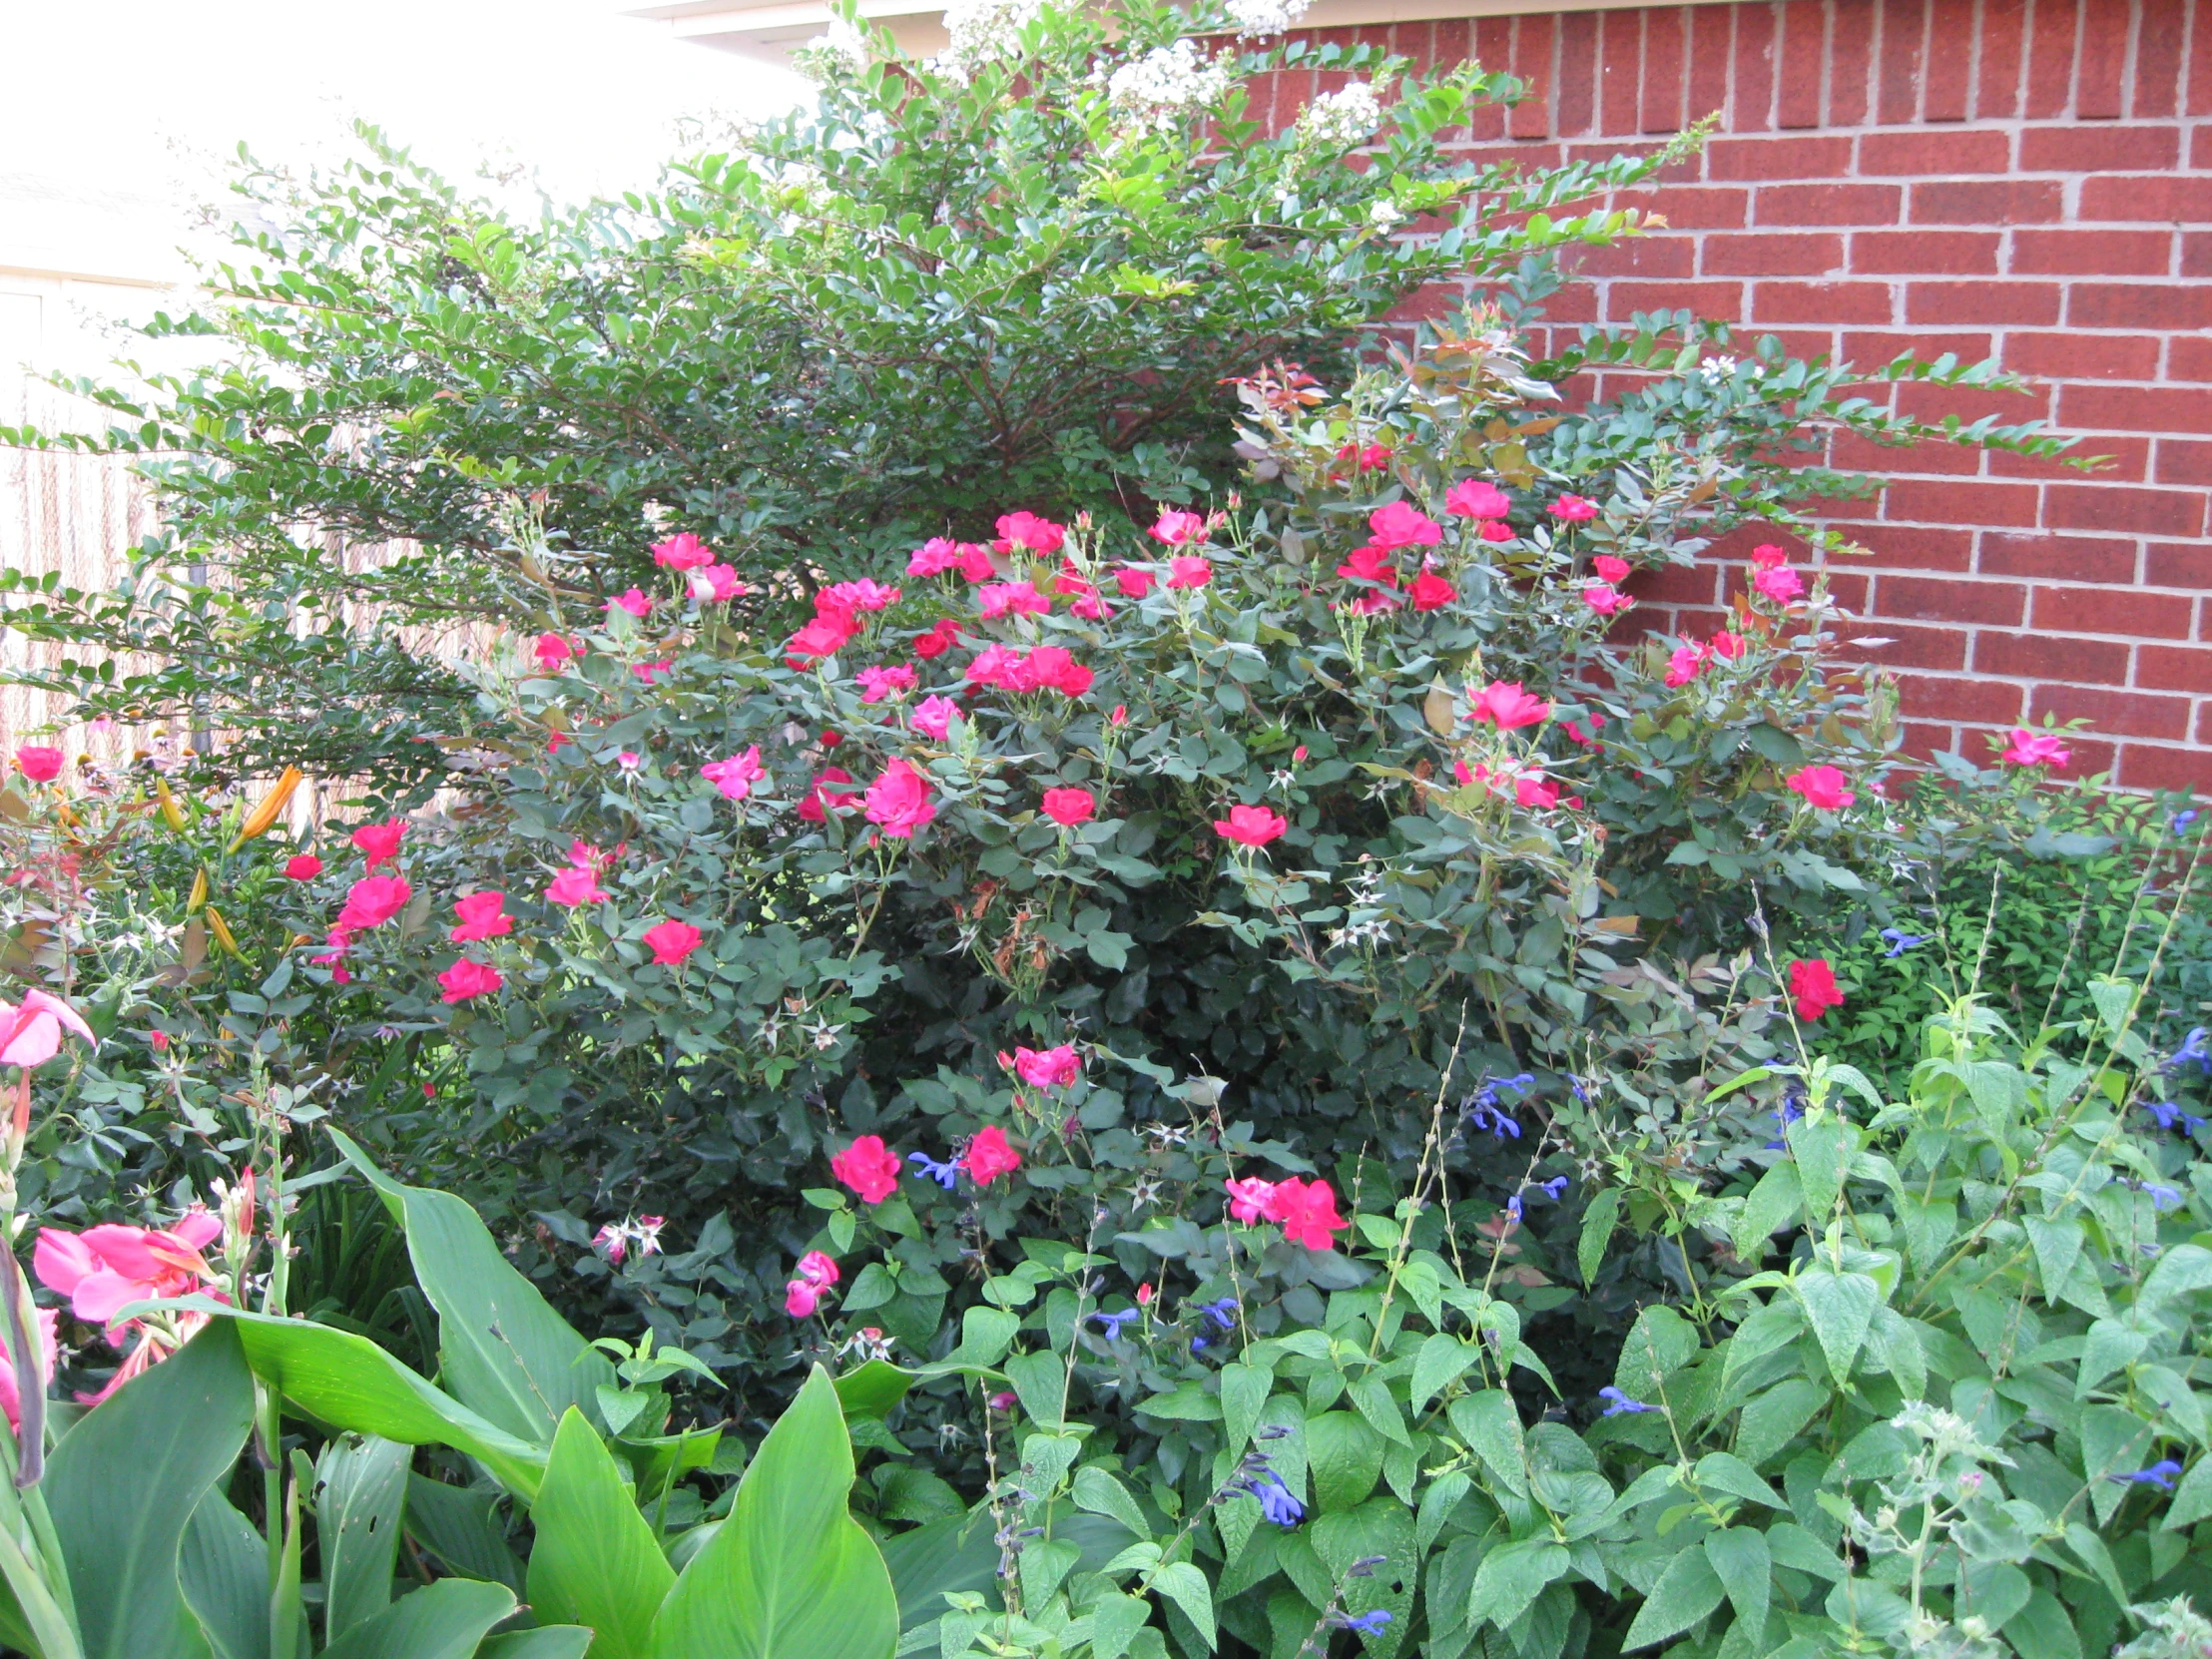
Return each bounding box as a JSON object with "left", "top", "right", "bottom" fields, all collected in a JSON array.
[
  {"left": 1879, "top": 928, "right": 1930, "bottom": 957},
  {"left": 1598, "top": 1386, "right": 1657, "bottom": 1415},
  {"left": 2110, "top": 1460, "right": 2183, "bottom": 1491},
  {"left": 1568, "top": 1075, "right": 1594, "bottom": 1105},
  {"left": 1505, "top": 1195, "right": 1523, "bottom": 1224},
  {"left": 2174, "top": 810, "right": 2198, "bottom": 831},
  {"left": 1766, "top": 1093, "right": 1806, "bottom": 1151},
  {"left": 2144, "top": 1182, "right": 2185, "bottom": 1212},
  {"left": 1537, "top": 1175, "right": 1570, "bottom": 1201},
  {"left": 1191, "top": 1337, "right": 1208, "bottom": 1351},
  {"left": 1245, "top": 1471, "right": 1305, "bottom": 1527},
  {"left": 2144, "top": 1099, "right": 2209, "bottom": 1135},
  {"left": 1090, "top": 1308, "right": 1142, "bottom": 1341},
  {"left": 1337, "top": 1611, "right": 1394, "bottom": 1635},
  {"left": 1196, "top": 1296, "right": 1239, "bottom": 1333},
  {"left": 1468, "top": 1102, "right": 1521, "bottom": 1140},
  {"left": 2163, "top": 1027, "right": 2212, "bottom": 1075},
  {"left": 908, "top": 1152, "right": 961, "bottom": 1189}
]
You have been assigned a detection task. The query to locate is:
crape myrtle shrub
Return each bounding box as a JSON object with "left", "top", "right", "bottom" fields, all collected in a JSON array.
[{"left": 1, "top": 0, "right": 1685, "bottom": 793}]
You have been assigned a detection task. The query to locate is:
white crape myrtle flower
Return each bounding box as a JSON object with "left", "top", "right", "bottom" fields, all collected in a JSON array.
[
  {"left": 942, "top": 0, "right": 1046, "bottom": 72},
  {"left": 1368, "top": 198, "right": 1404, "bottom": 229},
  {"left": 1295, "top": 81, "right": 1382, "bottom": 149},
  {"left": 1227, "top": 0, "right": 1312, "bottom": 35},
  {"left": 798, "top": 14, "right": 867, "bottom": 78},
  {"left": 1107, "top": 39, "right": 1233, "bottom": 138}
]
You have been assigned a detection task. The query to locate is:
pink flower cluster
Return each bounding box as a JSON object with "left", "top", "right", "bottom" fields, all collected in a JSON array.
[
  {"left": 786, "top": 1250, "right": 839, "bottom": 1317},
  {"left": 787, "top": 578, "right": 901, "bottom": 665},
  {"left": 967, "top": 644, "right": 1093, "bottom": 698},
  {"left": 1001, "top": 1044, "right": 1082, "bottom": 1087},
  {"left": 1749, "top": 543, "right": 1806, "bottom": 606},
  {"left": 908, "top": 537, "right": 995, "bottom": 581},
  {"left": 1663, "top": 630, "right": 1746, "bottom": 688},
  {"left": 1223, "top": 1175, "right": 1349, "bottom": 1250}
]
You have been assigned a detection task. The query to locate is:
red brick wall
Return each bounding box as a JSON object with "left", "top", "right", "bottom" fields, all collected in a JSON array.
[{"left": 1280, "top": 0, "right": 2212, "bottom": 791}]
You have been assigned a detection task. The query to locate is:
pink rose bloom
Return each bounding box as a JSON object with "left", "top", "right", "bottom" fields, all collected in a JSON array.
[
  {"left": 336, "top": 875, "right": 411, "bottom": 930},
  {"left": 1012, "top": 1044, "right": 1081, "bottom": 1087},
  {"left": 283, "top": 853, "right": 323, "bottom": 881},
  {"left": 914, "top": 618, "right": 963, "bottom": 659},
  {"left": 1711, "top": 630, "right": 1747, "bottom": 660},
  {"left": 1664, "top": 644, "right": 1709, "bottom": 688},
  {"left": 1369, "top": 500, "right": 1443, "bottom": 549},
  {"left": 644, "top": 918, "right": 704, "bottom": 965},
  {"left": 1114, "top": 566, "right": 1157, "bottom": 599},
  {"left": 1788, "top": 957, "right": 1845, "bottom": 1021},
  {"left": 1753, "top": 566, "right": 1805, "bottom": 604},
  {"left": 437, "top": 958, "right": 503, "bottom": 1004},
  {"left": 1514, "top": 772, "right": 1560, "bottom": 810},
  {"left": 967, "top": 643, "right": 1023, "bottom": 688},
  {"left": 449, "top": 890, "right": 512, "bottom": 942},
  {"left": 785, "top": 1280, "right": 824, "bottom": 1318},
  {"left": 633, "top": 661, "right": 672, "bottom": 685},
  {"left": 35, "top": 1210, "right": 222, "bottom": 1328},
  {"left": 1023, "top": 647, "right": 1093, "bottom": 698},
  {"left": 1165, "top": 556, "right": 1212, "bottom": 590},
  {"left": 351, "top": 820, "right": 406, "bottom": 869},
  {"left": 1225, "top": 1176, "right": 1277, "bottom": 1224},
  {"left": 995, "top": 512, "right": 1065, "bottom": 554},
  {"left": 911, "top": 695, "right": 961, "bottom": 741},
  {"left": 1478, "top": 519, "right": 1515, "bottom": 543},
  {"left": 652, "top": 532, "right": 715, "bottom": 570},
  {"left": 977, "top": 581, "right": 1051, "bottom": 621},
  {"left": 1408, "top": 570, "right": 1455, "bottom": 612},
  {"left": 1470, "top": 681, "right": 1550, "bottom": 730},
  {"left": 1041, "top": 788, "right": 1094, "bottom": 827},
  {"left": 2001, "top": 729, "right": 2071, "bottom": 769},
  {"left": 1055, "top": 570, "right": 1109, "bottom": 620},
  {"left": 864, "top": 758, "right": 937, "bottom": 838},
  {"left": 1750, "top": 543, "right": 1789, "bottom": 569},
  {"left": 823, "top": 579, "right": 902, "bottom": 613},
  {"left": 1444, "top": 479, "right": 1511, "bottom": 519},
  {"left": 533, "top": 633, "right": 574, "bottom": 671},
  {"left": 693, "top": 563, "right": 749, "bottom": 602},
  {"left": 1150, "top": 510, "right": 1209, "bottom": 546},
  {"left": 857, "top": 664, "right": 917, "bottom": 704},
  {"left": 0, "top": 989, "right": 96, "bottom": 1069},
  {"left": 13, "top": 747, "right": 64, "bottom": 784},
  {"left": 608, "top": 588, "right": 652, "bottom": 617},
  {"left": 1549, "top": 493, "right": 1599, "bottom": 522},
  {"left": 831, "top": 1135, "right": 902, "bottom": 1205},
  {"left": 1213, "top": 804, "right": 1289, "bottom": 847},
  {"left": 1336, "top": 545, "right": 1396, "bottom": 586},
  {"left": 963, "top": 1125, "right": 1022, "bottom": 1185},
  {"left": 787, "top": 612, "right": 857, "bottom": 663},
  {"left": 1592, "top": 555, "right": 1631, "bottom": 584},
  {"left": 701, "top": 747, "right": 767, "bottom": 801},
  {"left": 1583, "top": 583, "right": 1631, "bottom": 618},
  {"left": 545, "top": 864, "right": 609, "bottom": 907},
  {"left": 1262, "top": 1177, "right": 1349, "bottom": 1251},
  {"left": 799, "top": 767, "right": 858, "bottom": 823},
  {"left": 1786, "top": 765, "right": 1857, "bottom": 812},
  {"left": 907, "top": 537, "right": 965, "bottom": 577}
]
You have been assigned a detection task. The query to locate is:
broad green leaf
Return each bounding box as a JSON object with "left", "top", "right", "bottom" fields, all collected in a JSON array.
[
  {"left": 1614, "top": 1306, "right": 1697, "bottom": 1399},
  {"left": 1868, "top": 1308, "right": 1926, "bottom": 1401},
  {"left": 650, "top": 1366, "right": 898, "bottom": 1659},
  {"left": 1348, "top": 1374, "right": 1410, "bottom": 1446},
  {"left": 1465, "top": 1538, "right": 1567, "bottom": 1631},
  {"left": 320, "top": 1578, "right": 517, "bottom": 1659},
  {"left": 2022, "top": 1217, "right": 2084, "bottom": 1306},
  {"left": 406, "top": 1476, "right": 524, "bottom": 1591},
  {"left": 1894, "top": 1191, "right": 1956, "bottom": 1275},
  {"left": 2141, "top": 1244, "right": 2212, "bottom": 1309},
  {"left": 1577, "top": 1189, "right": 1620, "bottom": 1287},
  {"left": 1792, "top": 1269, "right": 1882, "bottom": 1383},
  {"left": 481, "top": 1633, "right": 596, "bottom": 1659},
  {"left": 332, "top": 1130, "right": 615, "bottom": 1442},
  {"left": 1073, "top": 1467, "right": 1149, "bottom": 1538},
  {"left": 1409, "top": 1334, "right": 1478, "bottom": 1413},
  {"left": 1694, "top": 1453, "right": 1784, "bottom": 1510},
  {"left": 1311, "top": 1497, "right": 1414, "bottom": 1659},
  {"left": 180, "top": 1489, "right": 270, "bottom": 1659},
  {"left": 833, "top": 1362, "right": 915, "bottom": 1421},
  {"left": 1149, "top": 1561, "right": 1215, "bottom": 1648},
  {"left": 1089, "top": 1593, "right": 1150, "bottom": 1659},
  {"left": 1732, "top": 1164, "right": 1803, "bottom": 1263},
  {"left": 1703, "top": 1528, "right": 1768, "bottom": 1644},
  {"left": 2165, "top": 1456, "right": 2212, "bottom": 1530},
  {"left": 1785, "top": 1116, "right": 1852, "bottom": 1222},
  {"left": 1734, "top": 1380, "right": 1827, "bottom": 1470},
  {"left": 1220, "top": 1362, "right": 1272, "bottom": 1456},
  {"left": 879, "top": 1509, "right": 999, "bottom": 1632},
  {"left": 1959, "top": 1560, "right": 2030, "bottom": 1630},
  {"left": 2080, "top": 1404, "right": 2153, "bottom": 1528},
  {"left": 1621, "top": 1544, "right": 1725, "bottom": 1650},
  {"left": 1004, "top": 1352, "right": 1066, "bottom": 1428},
  {"left": 48, "top": 1320, "right": 256, "bottom": 1659},
  {"left": 1446, "top": 1389, "right": 1526, "bottom": 1497},
  {"left": 943, "top": 1308, "right": 1019, "bottom": 1369},
  {"left": 316, "top": 1434, "right": 410, "bottom": 1642},
  {"left": 529, "top": 1408, "right": 676, "bottom": 1659},
  {"left": 2075, "top": 1319, "right": 2149, "bottom": 1398},
  {"left": 2005, "top": 1587, "right": 2081, "bottom": 1659},
  {"left": 1305, "top": 1411, "right": 1385, "bottom": 1512}
]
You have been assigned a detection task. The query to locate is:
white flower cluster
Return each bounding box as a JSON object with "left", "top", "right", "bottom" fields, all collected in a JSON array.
[
  {"left": 1225, "top": 0, "right": 1311, "bottom": 36},
  {"left": 1107, "top": 39, "right": 1233, "bottom": 138},
  {"left": 797, "top": 13, "right": 867, "bottom": 79},
  {"left": 1295, "top": 81, "right": 1382, "bottom": 149},
  {"left": 942, "top": 0, "right": 1046, "bottom": 72}
]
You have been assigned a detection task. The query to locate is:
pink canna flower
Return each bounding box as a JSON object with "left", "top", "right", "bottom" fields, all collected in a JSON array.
[
  {"left": 449, "top": 890, "right": 512, "bottom": 942},
  {"left": 652, "top": 532, "right": 716, "bottom": 570},
  {"left": 963, "top": 1125, "right": 1022, "bottom": 1185},
  {"left": 13, "top": 747, "right": 63, "bottom": 784},
  {"left": 864, "top": 759, "right": 937, "bottom": 838},
  {"left": 1150, "top": 509, "right": 1209, "bottom": 546},
  {"left": 1368, "top": 500, "right": 1443, "bottom": 549},
  {"left": 608, "top": 588, "right": 653, "bottom": 617},
  {"left": 1225, "top": 1176, "right": 1277, "bottom": 1224},
  {"left": 1444, "top": 479, "right": 1510, "bottom": 519},
  {"left": 351, "top": 820, "right": 406, "bottom": 869},
  {"left": 831, "top": 1136, "right": 902, "bottom": 1205},
  {"left": 1786, "top": 765, "right": 1857, "bottom": 812},
  {"left": 701, "top": 747, "right": 768, "bottom": 802},
  {"left": 1470, "top": 681, "right": 1551, "bottom": 730},
  {"left": 1213, "top": 804, "right": 1289, "bottom": 847},
  {"left": 1114, "top": 566, "right": 1157, "bottom": 599},
  {"left": 644, "top": 918, "right": 703, "bottom": 965},
  {"left": 1549, "top": 493, "right": 1600, "bottom": 523},
  {"left": 995, "top": 512, "right": 1066, "bottom": 554},
  {"left": 2001, "top": 729, "right": 2071, "bottom": 769},
  {"left": 283, "top": 853, "right": 323, "bottom": 881},
  {"left": 437, "top": 958, "right": 503, "bottom": 1004},
  {"left": 0, "top": 990, "right": 96, "bottom": 1070},
  {"left": 1041, "top": 788, "right": 1095, "bottom": 827},
  {"left": 858, "top": 664, "right": 918, "bottom": 704},
  {"left": 1165, "top": 556, "right": 1212, "bottom": 590},
  {"left": 35, "top": 1211, "right": 223, "bottom": 1329},
  {"left": 532, "top": 633, "right": 575, "bottom": 672},
  {"left": 0, "top": 1307, "right": 57, "bottom": 1431},
  {"left": 911, "top": 695, "right": 961, "bottom": 741},
  {"left": 336, "top": 875, "right": 412, "bottom": 931}
]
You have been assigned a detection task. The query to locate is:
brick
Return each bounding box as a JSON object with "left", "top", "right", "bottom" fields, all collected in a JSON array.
[
  {"left": 1704, "top": 232, "right": 1846, "bottom": 276},
  {"left": 1876, "top": 0, "right": 1928, "bottom": 124},
  {"left": 2152, "top": 439, "right": 2212, "bottom": 485},
  {"left": 1508, "top": 14, "right": 1555, "bottom": 140},
  {"left": 1708, "top": 133, "right": 1854, "bottom": 178},
  {"left": 1641, "top": 7, "right": 1685, "bottom": 133},
  {"left": 1685, "top": 6, "right": 1729, "bottom": 128},
  {"left": 1836, "top": 619, "right": 1970, "bottom": 669},
  {"left": 1754, "top": 279, "right": 1896, "bottom": 323},
  {"left": 2066, "top": 282, "right": 2212, "bottom": 329},
  {"left": 1851, "top": 230, "right": 2001, "bottom": 275},
  {"left": 1731, "top": 1, "right": 1777, "bottom": 131},
  {"left": 1754, "top": 182, "right": 1905, "bottom": 223},
  {"left": 1639, "top": 186, "right": 1751, "bottom": 229},
  {"left": 2074, "top": 0, "right": 2130, "bottom": 118},
  {"left": 1831, "top": 429, "right": 1983, "bottom": 477},
  {"left": 1989, "top": 434, "right": 2151, "bottom": 483},
  {"left": 2045, "top": 482, "right": 2207, "bottom": 535},
  {"left": 1635, "top": 561, "right": 1720, "bottom": 605},
  {"left": 2184, "top": 234, "right": 2212, "bottom": 276},
  {"left": 1876, "top": 572, "right": 2030, "bottom": 623},
  {"left": 1906, "top": 279, "right": 2062, "bottom": 325},
  {"left": 2079, "top": 175, "right": 2212, "bottom": 223},
  {"left": 1607, "top": 280, "right": 1748, "bottom": 319},
  {"left": 1972, "top": 631, "right": 2132, "bottom": 682},
  {"left": 1901, "top": 720, "right": 1960, "bottom": 756},
  {"left": 1778, "top": 2, "right": 1826, "bottom": 127},
  {"left": 2029, "top": 685, "right": 2193, "bottom": 740},
  {"left": 1847, "top": 521, "right": 1978, "bottom": 567},
  {"left": 1857, "top": 128, "right": 2012, "bottom": 173},
  {"left": 2017, "top": 124, "right": 2181, "bottom": 173},
  {"left": 2011, "top": 228, "right": 2174, "bottom": 276},
  {"left": 2003, "top": 330, "right": 2163, "bottom": 380},
  {"left": 2115, "top": 744, "right": 2212, "bottom": 796},
  {"left": 1885, "top": 478, "right": 2041, "bottom": 528},
  {"left": 1976, "top": 530, "right": 2139, "bottom": 581},
  {"left": 2146, "top": 542, "right": 2212, "bottom": 586},
  {"left": 1975, "top": 0, "right": 2027, "bottom": 120},
  {"left": 2024, "top": 0, "right": 2077, "bottom": 118},
  {"left": 1910, "top": 178, "right": 2065, "bottom": 224},
  {"left": 2137, "top": 645, "right": 2212, "bottom": 693},
  {"left": 1556, "top": 10, "right": 1599, "bottom": 136},
  {"left": 2134, "top": 0, "right": 2186, "bottom": 119},
  {"left": 2029, "top": 583, "right": 2197, "bottom": 638},
  {"left": 2059, "top": 384, "right": 2212, "bottom": 435},
  {"left": 1895, "top": 377, "right": 2052, "bottom": 424},
  {"left": 1843, "top": 329, "right": 1996, "bottom": 364},
  {"left": 1598, "top": 9, "right": 1641, "bottom": 135},
  {"left": 1895, "top": 672, "right": 2027, "bottom": 723},
  {"left": 1577, "top": 237, "right": 1698, "bottom": 277},
  {"left": 1924, "top": 0, "right": 1974, "bottom": 119}
]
